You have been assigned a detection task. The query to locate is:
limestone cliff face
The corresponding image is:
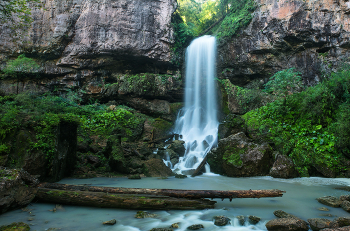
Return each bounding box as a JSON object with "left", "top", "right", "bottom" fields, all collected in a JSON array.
[
  {"left": 218, "top": 0, "right": 350, "bottom": 86},
  {"left": 0, "top": 0, "right": 176, "bottom": 74}
]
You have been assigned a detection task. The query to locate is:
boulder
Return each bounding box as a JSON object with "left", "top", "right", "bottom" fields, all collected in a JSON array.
[
  {"left": 270, "top": 154, "right": 299, "bottom": 178},
  {"left": 307, "top": 218, "right": 335, "bottom": 230},
  {"left": 265, "top": 218, "right": 309, "bottom": 231},
  {"left": 273, "top": 210, "right": 300, "bottom": 220},
  {"left": 0, "top": 168, "right": 39, "bottom": 214},
  {"left": 213, "top": 215, "right": 231, "bottom": 226},
  {"left": 317, "top": 196, "right": 342, "bottom": 208},
  {"left": 167, "top": 140, "right": 186, "bottom": 157},
  {"left": 143, "top": 159, "right": 174, "bottom": 177},
  {"left": 333, "top": 217, "right": 350, "bottom": 227},
  {"left": 341, "top": 201, "right": 350, "bottom": 212},
  {"left": 236, "top": 215, "right": 246, "bottom": 226},
  {"left": 248, "top": 215, "right": 261, "bottom": 225},
  {"left": 207, "top": 132, "right": 273, "bottom": 177},
  {"left": 135, "top": 211, "right": 157, "bottom": 219}
]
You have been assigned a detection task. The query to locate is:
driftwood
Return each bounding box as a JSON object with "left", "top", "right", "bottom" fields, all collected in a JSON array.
[
  {"left": 39, "top": 183, "right": 286, "bottom": 200},
  {"left": 36, "top": 188, "right": 215, "bottom": 210},
  {"left": 191, "top": 156, "right": 208, "bottom": 177}
]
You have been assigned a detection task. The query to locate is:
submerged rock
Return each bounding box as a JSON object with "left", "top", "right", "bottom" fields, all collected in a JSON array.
[
  {"left": 174, "top": 173, "right": 187, "bottom": 178},
  {"left": 102, "top": 219, "right": 117, "bottom": 225},
  {"left": 135, "top": 211, "right": 157, "bottom": 219},
  {"left": 317, "top": 196, "right": 342, "bottom": 208},
  {"left": 187, "top": 224, "right": 204, "bottom": 230}
]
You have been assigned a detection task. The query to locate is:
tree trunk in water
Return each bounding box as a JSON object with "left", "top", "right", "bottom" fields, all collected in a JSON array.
[
  {"left": 39, "top": 183, "right": 286, "bottom": 200},
  {"left": 36, "top": 188, "right": 216, "bottom": 210}
]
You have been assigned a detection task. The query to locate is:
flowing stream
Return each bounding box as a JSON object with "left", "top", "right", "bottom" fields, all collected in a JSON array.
[
  {"left": 172, "top": 35, "right": 219, "bottom": 173},
  {"left": 1, "top": 176, "right": 350, "bottom": 230}
]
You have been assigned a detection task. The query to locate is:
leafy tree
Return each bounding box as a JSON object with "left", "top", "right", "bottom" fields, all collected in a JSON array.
[{"left": 2, "top": 54, "right": 40, "bottom": 94}]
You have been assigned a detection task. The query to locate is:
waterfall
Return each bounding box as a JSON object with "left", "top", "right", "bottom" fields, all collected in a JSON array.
[{"left": 173, "top": 35, "right": 219, "bottom": 174}]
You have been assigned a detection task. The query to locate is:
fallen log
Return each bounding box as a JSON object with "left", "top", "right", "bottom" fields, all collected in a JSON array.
[
  {"left": 36, "top": 188, "right": 216, "bottom": 210},
  {"left": 39, "top": 183, "right": 286, "bottom": 200},
  {"left": 191, "top": 156, "right": 207, "bottom": 177}
]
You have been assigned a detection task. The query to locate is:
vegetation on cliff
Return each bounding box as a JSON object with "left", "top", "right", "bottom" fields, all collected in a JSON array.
[
  {"left": 221, "top": 66, "right": 350, "bottom": 177},
  {"left": 172, "top": 0, "right": 256, "bottom": 64}
]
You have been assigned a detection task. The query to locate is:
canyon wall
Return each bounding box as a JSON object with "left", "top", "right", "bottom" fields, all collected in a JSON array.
[
  {"left": 0, "top": 0, "right": 178, "bottom": 100},
  {"left": 219, "top": 0, "right": 350, "bottom": 86}
]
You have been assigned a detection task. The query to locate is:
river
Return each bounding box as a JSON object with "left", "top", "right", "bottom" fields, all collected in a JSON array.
[{"left": 1, "top": 175, "right": 349, "bottom": 230}]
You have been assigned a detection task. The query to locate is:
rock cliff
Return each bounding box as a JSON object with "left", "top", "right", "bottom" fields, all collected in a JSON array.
[
  {"left": 0, "top": 0, "right": 177, "bottom": 100},
  {"left": 218, "top": 0, "right": 350, "bottom": 86}
]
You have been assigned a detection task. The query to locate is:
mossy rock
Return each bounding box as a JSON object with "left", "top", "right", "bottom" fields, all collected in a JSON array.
[{"left": 0, "top": 222, "right": 30, "bottom": 231}]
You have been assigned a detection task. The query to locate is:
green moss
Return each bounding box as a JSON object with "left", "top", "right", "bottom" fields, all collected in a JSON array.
[
  {"left": 0, "top": 222, "right": 30, "bottom": 231},
  {"left": 223, "top": 146, "right": 245, "bottom": 166}
]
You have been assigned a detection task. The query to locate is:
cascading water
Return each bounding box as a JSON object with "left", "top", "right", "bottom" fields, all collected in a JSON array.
[{"left": 173, "top": 35, "right": 219, "bottom": 174}]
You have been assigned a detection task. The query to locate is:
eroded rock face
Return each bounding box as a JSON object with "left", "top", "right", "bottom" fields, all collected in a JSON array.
[
  {"left": 0, "top": 168, "right": 39, "bottom": 214},
  {"left": 218, "top": 0, "right": 350, "bottom": 86},
  {"left": 207, "top": 132, "right": 273, "bottom": 177},
  {"left": 0, "top": 0, "right": 176, "bottom": 70}
]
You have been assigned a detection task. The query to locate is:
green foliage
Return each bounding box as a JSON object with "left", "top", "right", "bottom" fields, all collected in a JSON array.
[
  {"left": 264, "top": 68, "right": 303, "bottom": 97},
  {"left": 0, "top": 91, "right": 145, "bottom": 162},
  {"left": 216, "top": 0, "right": 256, "bottom": 42},
  {"left": 243, "top": 66, "right": 350, "bottom": 176},
  {"left": 2, "top": 54, "right": 40, "bottom": 93}
]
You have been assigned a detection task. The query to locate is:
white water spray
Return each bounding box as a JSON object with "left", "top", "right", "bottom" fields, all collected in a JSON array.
[{"left": 173, "top": 35, "right": 219, "bottom": 173}]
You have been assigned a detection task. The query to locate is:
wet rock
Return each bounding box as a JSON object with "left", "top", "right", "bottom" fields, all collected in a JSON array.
[
  {"left": 213, "top": 215, "right": 231, "bottom": 226},
  {"left": 273, "top": 210, "right": 300, "bottom": 219},
  {"left": 321, "top": 227, "right": 350, "bottom": 231},
  {"left": 207, "top": 132, "right": 273, "bottom": 177},
  {"left": 333, "top": 217, "right": 350, "bottom": 227},
  {"left": 135, "top": 211, "right": 157, "bottom": 219},
  {"left": 341, "top": 201, "right": 350, "bottom": 212},
  {"left": 170, "top": 223, "right": 179, "bottom": 228},
  {"left": 0, "top": 222, "right": 30, "bottom": 231},
  {"left": 318, "top": 207, "right": 330, "bottom": 211},
  {"left": 187, "top": 224, "right": 204, "bottom": 230},
  {"left": 0, "top": 167, "right": 39, "bottom": 214},
  {"left": 265, "top": 218, "right": 309, "bottom": 231},
  {"left": 248, "top": 215, "right": 261, "bottom": 225},
  {"left": 167, "top": 140, "right": 186, "bottom": 157},
  {"left": 144, "top": 159, "right": 173, "bottom": 177},
  {"left": 174, "top": 173, "right": 187, "bottom": 179},
  {"left": 150, "top": 228, "right": 173, "bottom": 231},
  {"left": 307, "top": 218, "right": 334, "bottom": 230},
  {"left": 317, "top": 196, "right": 342, "bottom": 208},
  {"left": 269, "top": 154, "right": 299, "bottom": 178},
  {"left": 102, "top": 219, "right": 117, "bottom": 225},
  {"left": 128, "top": 175, "right": 141, "bottom": 179},
  {"left": 181, "top": 169, "right": 196, "bottom": 176},
  {"left": 340, "top": 195, "right": 350, "bottom": 202},
  {"left": 236, "top": 215, "right": 246, "bottom": 226}
]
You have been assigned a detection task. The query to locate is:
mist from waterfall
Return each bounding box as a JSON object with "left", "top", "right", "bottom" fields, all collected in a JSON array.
[{"left": 173, "top": 35, "right": 219, "bottom": 174}]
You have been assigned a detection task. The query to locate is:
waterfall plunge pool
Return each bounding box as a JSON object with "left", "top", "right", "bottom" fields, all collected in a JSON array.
[{"left": 1, "top": 175, "right": 350, "bottom": 231}]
